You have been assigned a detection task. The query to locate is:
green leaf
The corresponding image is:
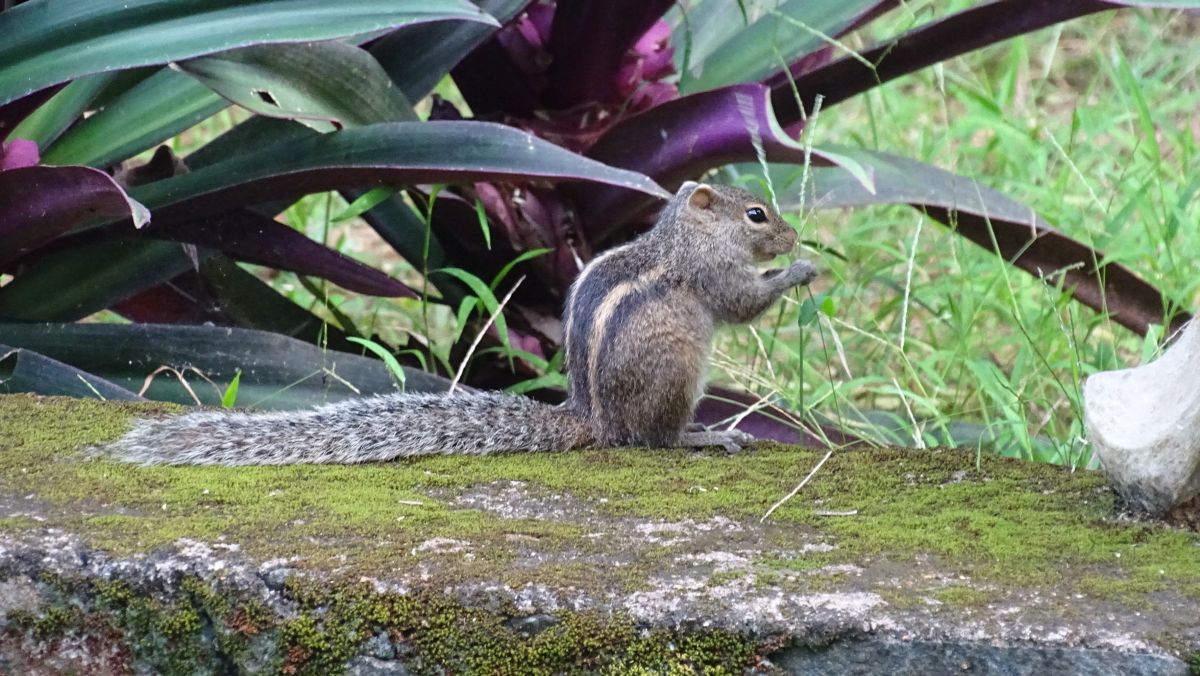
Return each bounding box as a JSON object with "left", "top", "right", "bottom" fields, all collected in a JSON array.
[
  {"left": 676, "top": 0, "right": 881, "bottom": 93},
  {"left": 474, "top": 198, "right": 493, "bottom": 251},
  {"left": 177, "top": 41, "right": 417, "bottom": 131},
  {"left": 221, "top": 370, "right": 243, "bottom": 408},
  {"left": 435, "top": 266, "right": 510, "bottom": 350},
  {"left": 503, "top": 369, "right": 568, "bottom": 395},
  {"left": 797, "top": 295, "right": 821, "bottom": 327},
  {"left": 10, "top": 73, "right": 118, "bottom": 148},
  {"left": 453, "top": 296, "right": 479, "bottom": 345},
  {"left": 42, "top": 69, "right": 227, "bottom": 167},
  {"left": 490, "top": 248, "right": 551, "bottom": 291},
  {"left": 347, "top": 336, "right": 407, "bottom": 390},
  {"left": 1109, "top": 43, "right": 1159, "bottom": 162},
  {"left": 0, "top": 240, "right": 196, "bottom": 322},
  {"left": 0, "top": 0, "right": 495, "bottom": 107},
  {"left": 1138, "top": 324, "right": 1165, "bottom": 364},
  {"left": 1165, "top": 175, "right": 1200, "bottom": 243},
  {"left": 130, "top": 121, "right": 669, "bottom": 222},
  {"left": 335, "top": 187, "right": 399, "bottom": 222},
  {"left": 0, "top": 344, "right": 142, "bottom": 401},
  {"left": 0, "top": 323, "right": 448, "bottom": 409}
]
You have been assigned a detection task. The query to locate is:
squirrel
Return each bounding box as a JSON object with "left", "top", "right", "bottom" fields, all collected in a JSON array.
[{"left": 107, "top": 182, "right": 818, "bottom": 465}]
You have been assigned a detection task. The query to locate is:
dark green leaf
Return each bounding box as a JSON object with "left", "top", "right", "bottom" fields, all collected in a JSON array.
[
  {"left": 0, "top": 239, "right": 195, "bottom": 322},
  {"left": 0, "top": 343, "right": 142, "bottom": 400},
  {"left": 0, "top": 323, "right": 450, "bottom": 409},
  {"left": 132, "top": 121, "right": 668, "bottom": 223},
  {"left": 9, "top": 73, "right": 117, "bottom": 148},
  {"left": 178, "top": 41, "right": 416, "bottom": 131},
  {"left": 678, "top": 0, "right": 885, "bottom": 93},
  {"left": 0, "top": 0, "right": 495, "bottom": 107},
  {"left": 42, "top": 69, "right": 227, "bottom": 168}
]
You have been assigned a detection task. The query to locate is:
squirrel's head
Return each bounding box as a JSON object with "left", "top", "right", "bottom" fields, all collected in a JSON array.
[{"left": 672, "top": 182, "right": 797, "bottom": 262}]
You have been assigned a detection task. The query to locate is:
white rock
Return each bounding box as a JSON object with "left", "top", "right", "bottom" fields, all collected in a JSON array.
[{"left": 1083, "top": 319, "right": 1200, "bottom": 515}]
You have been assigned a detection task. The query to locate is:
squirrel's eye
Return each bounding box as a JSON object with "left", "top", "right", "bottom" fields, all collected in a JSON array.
[{"left": 746, "top": 207, "right": 768, "bottom": 224}]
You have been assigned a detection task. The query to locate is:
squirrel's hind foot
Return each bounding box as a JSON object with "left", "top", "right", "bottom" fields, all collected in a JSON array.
[{"left": 679, "top": 428, "right": 756, "bottom": 454}]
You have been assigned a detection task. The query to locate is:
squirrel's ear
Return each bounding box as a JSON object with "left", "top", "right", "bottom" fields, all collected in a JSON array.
[{"left": 685, "top": 183, "right": 716, "bottom": 211}]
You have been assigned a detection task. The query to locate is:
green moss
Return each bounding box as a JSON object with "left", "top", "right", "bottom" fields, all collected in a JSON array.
[
  {"left": 280, "top": 614, "right": 360, "bottom": 676},
  {"left": 95, "top": 578, "right": 135, "bottom": 607},
  {"left": 932, "top": 586, "right": 996, "bottom": 608},
  {"left": 1, "top": 394, "right": 1198, "bottom": 611},
  {"left": 264, "top": 576, "right": 757, "bottom": 675},
  {"left": 876, "top": 588, "right": 924, "bottom": 610},
  {"left": 158, "top": 606, "right": 202, "bottom": 639},
  {"left": 30, "top": 605, "right": 82, "bottom": 640}
]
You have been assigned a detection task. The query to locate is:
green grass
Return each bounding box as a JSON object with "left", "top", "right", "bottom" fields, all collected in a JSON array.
[{"left": 709, "top": 9, "right": 1200, "bottom": 465}]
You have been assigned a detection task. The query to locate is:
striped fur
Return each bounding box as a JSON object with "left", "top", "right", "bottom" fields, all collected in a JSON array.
[{"left": 110, "top": 392, "right": 590, "bottom": 465}]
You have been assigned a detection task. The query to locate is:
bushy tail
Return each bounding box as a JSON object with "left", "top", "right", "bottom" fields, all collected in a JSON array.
[{"left": 106, "top": 392, "right": 593, "bottom": 466}]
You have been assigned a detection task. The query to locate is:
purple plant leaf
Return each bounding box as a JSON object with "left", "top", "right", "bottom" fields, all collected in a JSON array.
[
  {"left": 574, "top": 83, "right": 873, "bottom": 243},
  {"left": 372, "top": 0, "right": 531, "bottom": 102},
  {"left": 452, "top": 25, "right": 542, "bottom": 117},
  {"left": 769, "top": 0, "right": 1165, "bottom": 129},
  {"left": 0, "top": 165, "right": 150, "bottom": 266},
  {"left": 0, "top": 138, "right": 39, "bottom": 170},
  {"left": 111, "top": 270, "right": 236, "bottom": 326},
  {"left": 148, "top": 210, "right": 417, "bottom": 298},
  {"left": 451, "top": 3, "right": 552, "bottom": 117},
  {"left": 695, "top": 386, "right": 860, "bottom": 447},
  {"left": 543, "top": 0, "right": 674, "bottom": 107},
  {"left": 431, "top": 184, "right": 586, "bottom": 295},
  {"left": 110, "top": 256, "right": 381, "bottom": 361},
  {"left": 420, "top": 188, "right": 522, "bottom": 278},
  {"left": 792, "top": 147, "right": 1190, "bottom": 336}
]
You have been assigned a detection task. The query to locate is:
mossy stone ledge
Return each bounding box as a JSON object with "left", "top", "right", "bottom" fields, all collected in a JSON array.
[{"left": 1, "top": 394, "right": 1197, "bottom": 674}]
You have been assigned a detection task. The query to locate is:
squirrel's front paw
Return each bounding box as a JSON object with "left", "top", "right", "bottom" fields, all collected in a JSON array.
[{"left": 786, "top": 260, "right": 818, "bottom": 287}]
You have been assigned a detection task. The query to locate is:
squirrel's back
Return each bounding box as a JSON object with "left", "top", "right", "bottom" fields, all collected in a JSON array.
[{"left": 111, "top": 392, "right": 589, "bottom": 465}]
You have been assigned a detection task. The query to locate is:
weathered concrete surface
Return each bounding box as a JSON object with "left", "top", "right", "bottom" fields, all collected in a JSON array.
[
  {"left": 1, "top": 394, "right": 1198, "bottom": 674},
  {"left": 1085, "top": 319, "right": 1200, "bottom": 516}
]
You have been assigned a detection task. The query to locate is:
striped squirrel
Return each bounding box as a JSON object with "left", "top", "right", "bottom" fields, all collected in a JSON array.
[{"left": 108, "top": 182, "right": 817, "bottom": 465}]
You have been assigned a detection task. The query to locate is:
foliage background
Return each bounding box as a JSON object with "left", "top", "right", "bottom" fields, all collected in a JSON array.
[
  {"left": 0, "top": 1, "right": 1197, "bottom": 466},
  {"left": 242, "top": 7, "right": 1199, "bottom": 465}
]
